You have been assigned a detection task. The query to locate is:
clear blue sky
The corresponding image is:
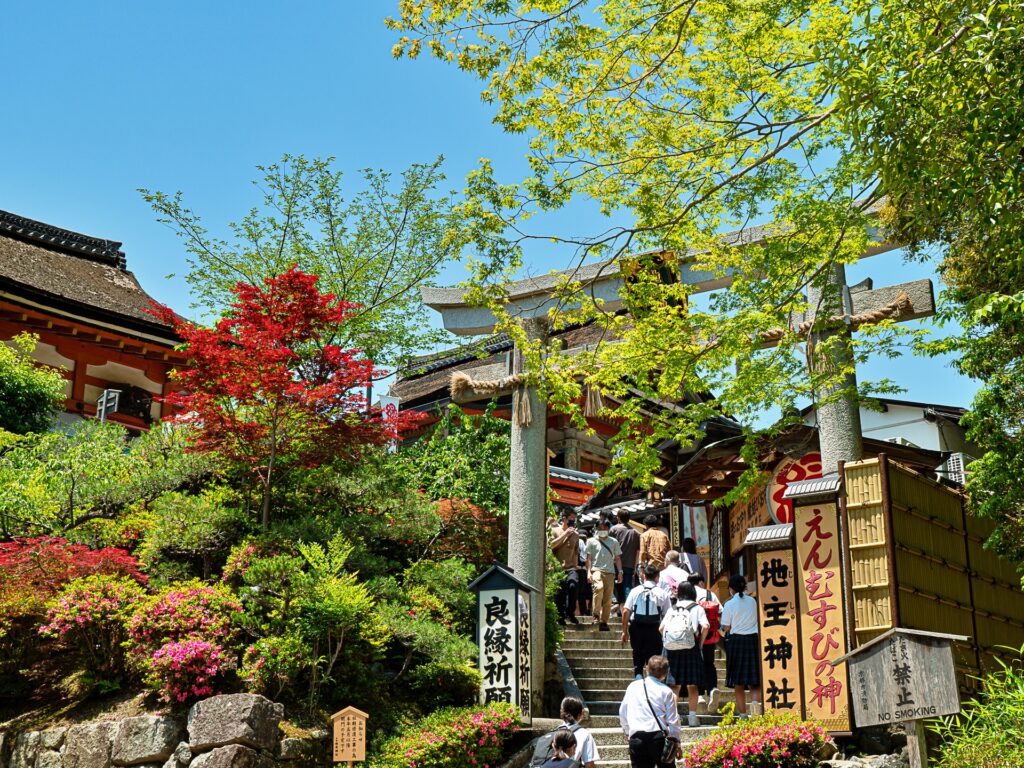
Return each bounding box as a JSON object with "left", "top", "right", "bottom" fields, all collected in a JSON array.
[{"left": 1, "top": 2, "right": 977, "bottom": 410}]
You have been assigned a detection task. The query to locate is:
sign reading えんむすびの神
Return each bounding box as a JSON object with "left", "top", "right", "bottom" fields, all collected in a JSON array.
[
  {"left": 794, "top": 502, "right": 850, "bottom": 732},
  {"left": 331, "top": 706, "right": 368, "bottom": 763}
]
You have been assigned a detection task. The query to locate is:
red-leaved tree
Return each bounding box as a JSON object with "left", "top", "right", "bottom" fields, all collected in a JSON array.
[{"left": 151, "top": 267, "right": 416, "bottom": 530}]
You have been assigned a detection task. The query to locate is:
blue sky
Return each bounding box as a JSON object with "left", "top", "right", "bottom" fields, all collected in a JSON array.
[{"left": 1, "top": 2, "right": 977, "bottom": 410}]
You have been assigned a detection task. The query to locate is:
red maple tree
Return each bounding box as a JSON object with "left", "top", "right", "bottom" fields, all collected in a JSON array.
[{"left": 151, "top": 267, "right": 417, "bottom": 530}]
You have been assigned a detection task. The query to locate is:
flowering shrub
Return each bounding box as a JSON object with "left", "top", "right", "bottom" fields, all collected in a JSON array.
[
  {"left": 148, "top": 639, "right": 227, "bottom": 703},
  {"left": 128, "top": 580, "right": 242, "bottom": 652},
  {"left": 238, "top": 634, "right": 308, "bottom": 698},
  {"left": 38, "top": 575, "right": 145, "bottom": 678},
  {"left": 683, "top": 711, "right": 833, "bottom": 768},
  {"left": 368, "top": 703, "right": 519, "bottom": 768}
]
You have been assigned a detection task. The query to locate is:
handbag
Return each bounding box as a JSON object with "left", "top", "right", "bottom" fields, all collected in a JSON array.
[{"left": 641, "top": 679, "right": 679, "bottom": 766}]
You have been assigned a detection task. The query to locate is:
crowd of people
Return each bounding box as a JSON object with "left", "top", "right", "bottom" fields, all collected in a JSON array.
[{"left": 547, "top": 510, "right": 762, "bottom": 765}]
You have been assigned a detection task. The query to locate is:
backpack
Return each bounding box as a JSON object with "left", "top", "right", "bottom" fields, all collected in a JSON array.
[
  {"left": 630, "top": 586, "right": 662, "bottom": 626},
  {"left": 699, "top": 594, "right": 721, "bottom": 644},
  {"left": 530, "top": 723, "right": 582, "bottom": 768},
  {"left": 662, "top": 601, "right": 698, "bottom": 651}
]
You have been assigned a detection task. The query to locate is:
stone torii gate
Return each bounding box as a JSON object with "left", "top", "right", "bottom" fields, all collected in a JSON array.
[{"left": 420, "top": 222, "right": 935, "bottom": 711}]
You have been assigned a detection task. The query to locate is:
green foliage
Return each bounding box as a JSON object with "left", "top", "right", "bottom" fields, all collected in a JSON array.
[
  {"left": 239, "top": 634, "right": 310, "bottom": 700},
  {"left": 403, "top": 557, "right": 477, "bottom": 635},
  {"left": 407, "top": 661, "right": 481, "bottom": 710},
  {"left": 368, "top": 703, "right": 519, "bottom": 768},
  {"left": 141, "top": 155, "right": 469, "bottom": 370},
  {"left": 931, "top": 649, "right": 1024, "bottom": 768},
  {"left": 139, "top": 486, "right": 250, "bottom": 581},
  {"left": 0, "top": 421, "right": 215, "bottom": 538},
  {"left": 0, "top": 333, "right": 64, "bottom": 435}
]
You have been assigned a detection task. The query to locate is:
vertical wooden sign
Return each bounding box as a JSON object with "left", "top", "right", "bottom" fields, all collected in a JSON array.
[
  {"left": 517, "top": 590, "right": 532, "bottom": 721},
  {"left": 794, "top": 502, "right": 851, "bottom": 732},
  {"left": 755, "top": 549, "right": 803, "bottom": 715},
  {"left": 669, "top": 502, "right": 681, "bottom": 549},
  {"left": 331, "top": 706, "right": 368, "bottom": 764},
  {"left": 478, "top": 588, "right": 518, "bottom": 707}
]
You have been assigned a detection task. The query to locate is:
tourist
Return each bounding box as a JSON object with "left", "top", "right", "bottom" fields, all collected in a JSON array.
[
  {"left": 720, "top": 573, "right": 761, "bottom": 717},
  {"left": 550, "top": 511, "right": 581, "bottom": 625},
  {"left": 610, "top": 509, "right": 641, "bottom": 607},
  {"left": 661, "top": 581, "right": 709, "bottom": 728},
  {"left": 638, "top": 514, "right": 671, "bottom": 572},
  {"left": 560, "top": 696, "right": 599, "bottom": 768},
  {"left": 585, "top": 516, "right": 623, "bottom": 630},
  {"left": 543, "top": 730, "right": 578, "bottom": 768},
  {"left": 687, "top": 573, "right": 722, "bottom": 712},
  {"left": 618, "top": 656, "right": 681, "bottom": 768},
  {"left": 577, "top": 530, "right": 592, "bottom": 620},
  {"left": 681, "top": 537, "right": 708, "bottom": 583},
  {"left": 621, "top": 564, "right": 672, "bottom": 679},
  {"left": 657, "top": 550, "right": 691, "bottom": 598}
]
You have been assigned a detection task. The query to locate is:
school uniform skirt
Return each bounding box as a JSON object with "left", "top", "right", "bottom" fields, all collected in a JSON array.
[
  {"left": 725, "top": 633, "right": 760, "bottom": 687},
  {"left": 666, "top": 646, "right": 704, "bottom": 688}
]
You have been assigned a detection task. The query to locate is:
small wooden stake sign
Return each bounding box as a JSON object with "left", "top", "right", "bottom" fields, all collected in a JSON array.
[
  {"left": 331, "top": 706, "right": 368, "bottom": 766},
  {"left": 833, "top": 628, "right": 968, "bottom": 768}
]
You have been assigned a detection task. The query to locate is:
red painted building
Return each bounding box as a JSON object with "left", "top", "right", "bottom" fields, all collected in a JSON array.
[{"left": 0, "top": 209, "right": 183, "bottom": 431}]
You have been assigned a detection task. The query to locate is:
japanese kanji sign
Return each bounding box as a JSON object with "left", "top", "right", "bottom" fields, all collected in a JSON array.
[
  {"left": 767, "top": 452, "right": 823, "bottom": 524},
  {"left": 331, "top": 706, "right": 368, "bottom": 763},
  {"left": 730, "top": 482, "right": 771, "bottom": 556},
  {"left": 479, "top": 588, "right": 518, "bottom": 708},
  {"left": 517, "top": 591, "right": 532, "bottom": 719},
  {"left": 756, "top": 549, "right": 803, "bottom": 716},
  {"left": 794, "top": 502, "right": 851, "bottom": 731}
]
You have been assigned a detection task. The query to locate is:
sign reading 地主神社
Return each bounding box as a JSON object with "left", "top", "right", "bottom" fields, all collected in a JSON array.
[
  {"left": 469, "top": 562, "right": 536, "bottom": 724},
  {"left": 756, "top": 549, "right": 804, "bottom": 715},
  {"left": 794, "top": 503, "right": 851, "bottom": 731}
]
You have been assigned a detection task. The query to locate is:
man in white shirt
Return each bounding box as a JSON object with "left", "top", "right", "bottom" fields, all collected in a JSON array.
[
  {"left": 657, "top": 550, "right": 691, "bottom": 597},
  {"left": 559, "top": 696, "right": 599, "bottom": 768},
  {"left": 622, "top": 564, "right": 672, "bottom": 679},
  {"left": 618, "top": 656, "right": 681, "bottom": 768}
]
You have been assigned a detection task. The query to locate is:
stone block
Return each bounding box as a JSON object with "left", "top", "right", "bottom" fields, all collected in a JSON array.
[
  {"left": 11, "top": 732, "right": 40, "bottom": 768},
  {"left": 35, "top": 752, "right": 62, "bottom": 768},
  {"left": 188, "top": 747, "right": 270, "bottom": 768},
  {"left": 111, "top": 718, "right": 180, "bottom": 766},
  {"left": 40, "top": 732, "right": 66, "bottom": 752},
  {"left": 276, "top": 739, "right": 325, "bottom": 762},
  {"left": 160, "top": 742, "right": 190, "bottom": 768},
  {"left": 187, "top": 696, "right": 283, "bottom": 753},
  {"left": 65, "top": 722, "right": 114, "bottom": 768}
]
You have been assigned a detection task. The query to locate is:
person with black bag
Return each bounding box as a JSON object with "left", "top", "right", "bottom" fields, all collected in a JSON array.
[
  {"left": 529, "top": 696, "right": 599, "bottom": 768},
  {"left": 621, "top": 564, "right": 671, "bottom": 679},
  {"left": 618, "top": 656, "right": 681, "bottom": 768}
]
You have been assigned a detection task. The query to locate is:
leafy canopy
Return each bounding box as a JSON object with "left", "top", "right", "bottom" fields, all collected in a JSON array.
[{"left": 0, "top": 333, "right": 65, "bottom": 435}]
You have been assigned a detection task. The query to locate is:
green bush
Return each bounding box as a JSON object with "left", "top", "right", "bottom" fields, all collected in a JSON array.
[
  {"left": 368, "top": 702, "right": 519, "bottom": 768},
  {"left": 931, "top": 650, "right": 1024, "bottom": 768},
  {"left": 408, "top": 661, "right": 481, "bottom": 710},
  {"left": 683, "top": 710, "right": 833, "bottom": 768}
]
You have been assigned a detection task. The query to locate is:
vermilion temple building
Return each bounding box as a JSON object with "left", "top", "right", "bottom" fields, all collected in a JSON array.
[{"left": 0, "top": 209, "right": 183, "bottom": 431}]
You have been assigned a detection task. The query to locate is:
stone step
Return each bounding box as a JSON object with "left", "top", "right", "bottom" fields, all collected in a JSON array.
[
  {"left": 591, "top": 730, "right": 716, "bottom": 754},
  {"left": 561, "top": 639, "right": 629, "bottom": 651},
  {"left": 586, "top": 700, "right": 731, "bottom": 719}
]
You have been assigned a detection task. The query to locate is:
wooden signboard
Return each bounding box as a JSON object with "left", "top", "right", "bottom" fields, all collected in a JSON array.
[
  {"left": 794, "top": 502, "right": 851, "bottom": 732},
  {"left": 479, "top": 588, "right": 519, "bottom": 707},
  {"left": 516, "top": 590, "right": 532, "bottom": 720},
  {"left": 755, "top": 549, "right": 803, "bottom": 714},
  {"left": 669, "top": 502, "right": 681, "bottom": 549},
  {"left": 835, "top": 628, "right": 966, "bottom": 768},
  {"left": 729, "top": 483, "right": 771, "bottom": 556},
  {"left": 767, "top": 452, "right": 823, "bottom": 524},
  {"left": 331, "top": 706, "right": 368, "bottom": 764}
]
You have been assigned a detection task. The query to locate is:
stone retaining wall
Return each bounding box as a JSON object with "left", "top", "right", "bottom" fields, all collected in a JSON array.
[{"left": 0, "top": 695, "right": 328, "bottom": 768}]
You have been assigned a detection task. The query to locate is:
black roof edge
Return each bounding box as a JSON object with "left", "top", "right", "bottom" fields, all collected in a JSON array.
[{"left": 0, "top": 209, "right": 127, "bottom": 269}]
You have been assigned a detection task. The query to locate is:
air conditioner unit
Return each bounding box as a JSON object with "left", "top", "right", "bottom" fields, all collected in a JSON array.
[
  {"left": 941, "top": 452, "right": 976, "bottom": 486},
  {"left": 885, "top": 436, "right": 921, "bottom": 448}
]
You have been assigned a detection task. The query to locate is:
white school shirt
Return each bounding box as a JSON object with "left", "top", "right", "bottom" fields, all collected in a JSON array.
[
  {"left": 572, "top": 724, "right": 600, "bottom": 766},
  {"left": 619, "top": 677, "right": 682, "bottom": 738},
  {"left": 659, "top": 600, "right": 709, "bottom": 635},
  {"left": 694, "top": 585, "right": 720, "bottom": 605},
  {"left": 720, "top": 593, "right": 759, "bottom": 635},
  {"left": 624, "top": 581, "right": 672, "bottom": 619}
]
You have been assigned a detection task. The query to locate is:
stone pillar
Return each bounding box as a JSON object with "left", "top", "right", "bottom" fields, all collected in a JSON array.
[
  {"left": 508, "top": 316, "right": 549, "bottom": 712},
  {"left": 807, "top": 263, "right": 864, "bottom": 474}
]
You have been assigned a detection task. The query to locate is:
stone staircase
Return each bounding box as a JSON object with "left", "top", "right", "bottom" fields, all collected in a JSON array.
[{"left": 560, "top": 621, "right": 734, "bottom": 767}]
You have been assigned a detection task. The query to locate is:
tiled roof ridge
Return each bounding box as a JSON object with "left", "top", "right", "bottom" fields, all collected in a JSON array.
[{"left": 0, "top": 209, "right": 127, "bottom": 270}]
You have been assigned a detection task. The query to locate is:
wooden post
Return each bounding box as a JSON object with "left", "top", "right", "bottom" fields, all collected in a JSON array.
[{"left": 906, "top": 718, "right": 929, "bottom": 768}]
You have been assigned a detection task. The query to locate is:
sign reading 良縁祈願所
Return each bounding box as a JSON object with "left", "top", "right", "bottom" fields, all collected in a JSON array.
[
  {"left": 331, "top": 706, "right": 368, "bottom": 764},
  {"left": 756, "top": 549, "right": 804, "bottom": 716},
  {"left": 794, "top": 502, "right": 850, "bottom": 732}
]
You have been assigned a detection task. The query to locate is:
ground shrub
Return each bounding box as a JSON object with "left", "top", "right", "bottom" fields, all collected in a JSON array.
[
  {"left": 407, "top": 661, "right": 481, "bottom": 710},
  {"left": 931, "top": 649, "right": 1024, "bottom": 768},
  {"left": 147, "top": 639, "right": 229, "bottom": 704},
  {"left": 38, "top": 574, "right": 146, "bottom": 684},
  {"left": 238, "top": 634, "right": 309, "bottom": 699},
  {"left": 683, "top": 710, "right": 833, "bottom": 768},
  {"left": 368, "top": 702, "right": 519, "bottom": 768}
]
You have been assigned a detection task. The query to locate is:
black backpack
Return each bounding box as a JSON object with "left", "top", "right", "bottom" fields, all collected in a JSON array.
[
  {"left": 631, "top": 586, "right": 662, "bottom": 626},
  {"left": 530, "top": 722, "right": 583, "bottom": 767}
]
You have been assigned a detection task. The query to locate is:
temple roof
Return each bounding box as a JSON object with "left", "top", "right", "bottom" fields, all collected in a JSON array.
[{"left": 0, "top": 208, "right": 178, "bottom": 343}]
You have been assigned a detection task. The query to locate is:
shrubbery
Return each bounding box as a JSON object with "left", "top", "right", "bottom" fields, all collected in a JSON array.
[
  {"left": 368, "top": 703, "right": 519, "bottom": 768},
  {"left": 683, "top": 710, "right": 833, "bottom": 768},
  {"left": 931, "top": 649, "right": 1024, "bottom": 768},
  {"left": 148, "top": 639, "right": 229, "bottom": 703}
]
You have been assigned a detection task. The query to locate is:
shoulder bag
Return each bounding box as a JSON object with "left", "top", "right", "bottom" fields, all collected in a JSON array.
[{"left": 641, "top": 680, "right": 679, "bottom": 766}]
